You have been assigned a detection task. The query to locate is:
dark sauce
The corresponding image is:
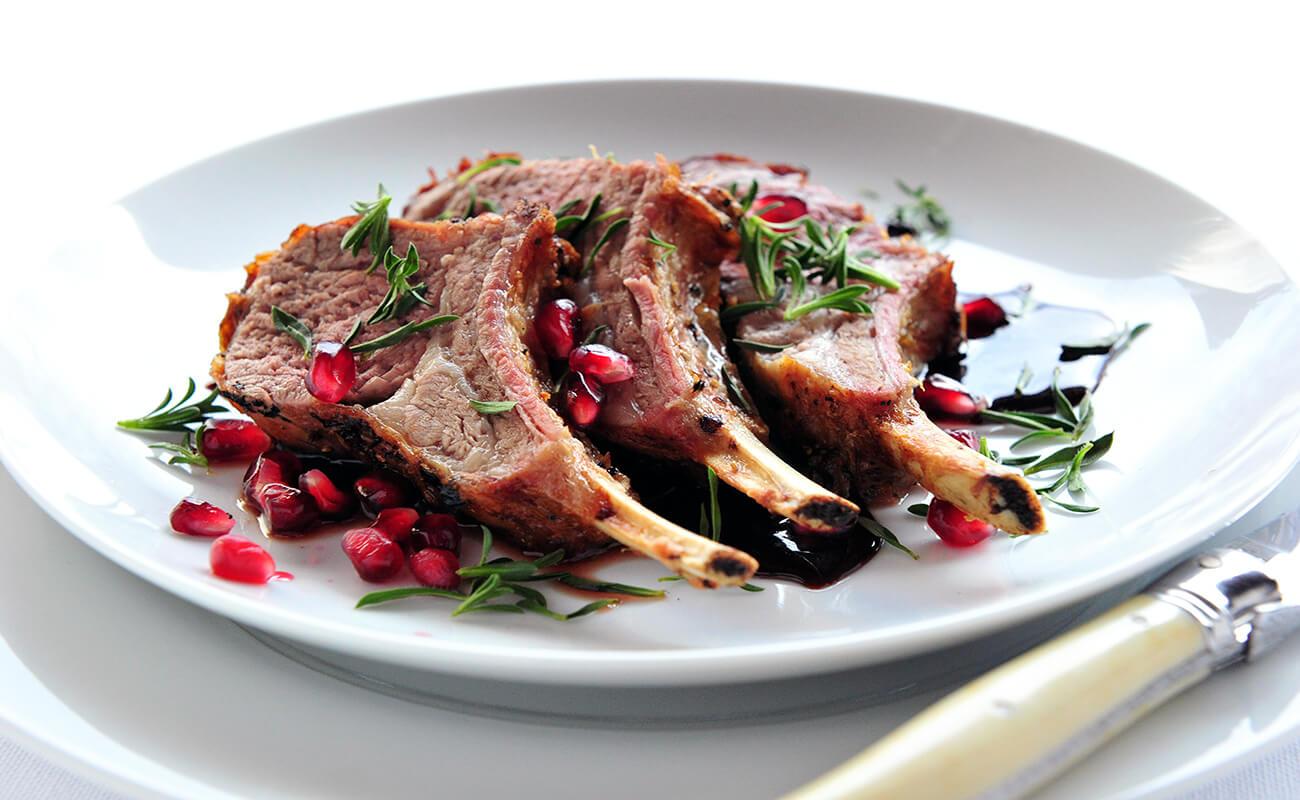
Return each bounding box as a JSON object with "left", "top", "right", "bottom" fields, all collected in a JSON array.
[
  {"left": 611, "top": 452, "right": 880, "bottom": 589},
  {"left": 930, "top": 288, "right": 1120, "bottom": 412}
]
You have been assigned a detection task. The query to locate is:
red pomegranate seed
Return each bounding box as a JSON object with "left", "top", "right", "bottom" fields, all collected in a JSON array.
[
  {"left": 354, "top": 471, "right": 412, "bottom": 515},
  {"left": 306, "top": 341, "right": 357, "bottom": 404},
  {"left": 947, "top": 429, "right": 980, "bottom": 451},
  {"left": 410, "top": 548, "right": 461, "bottom": 590},
  {"left": 963, "top": 297, "right": 1009, "bottom": 339},
  {"left": 242, "top": 450, "right": 303, "bottom": 512},
  {"left": 341, "top": 527, "right": 405, "bottom": 582},
  {"left": 200, "top": 419, "right": 271, "bottom": 463},
  {"left": 298, "top": 468, "right": 355, "bottom": 517},
  {"left": 414, "top": 513, "right": 462, "bottom": 553},
  {"left": 927, "top": 499, "right": 995, "bottom": 547},
  {"left": 170, "top": 498, "right": 235, "bottom": 537},
  {"left": 754, "top": 194, "right": 808, "bottom": 224},
  {"left": 374, "top": 507, "right": 420, "bottom": 542},
  {"left": 537, "top": 299, "right": 579, "bottom": 359},
  {"left": 210, "top": 535, "right": 278, "bottom": 584},
  {"left": 564, "top": 372, "right": 604, "bottom": 427},
  {"left": 569, "top": 344, "right": 635, "bottom": 384},
  {"left": 259, "top": 484, "right": 319, "bottom": 534},
  {"left": 916, "top": 375, "right": 985, "bottom": 421}
]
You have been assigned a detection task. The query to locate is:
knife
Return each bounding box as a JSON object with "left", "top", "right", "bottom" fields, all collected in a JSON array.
[{"left": 784, "top": 509, "right": 1300, "bottom": 800}]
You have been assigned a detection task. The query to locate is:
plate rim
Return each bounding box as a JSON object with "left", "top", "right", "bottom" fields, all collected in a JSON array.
[{"left": 6, "top": 77, "right": 1300, "bottom": 686}]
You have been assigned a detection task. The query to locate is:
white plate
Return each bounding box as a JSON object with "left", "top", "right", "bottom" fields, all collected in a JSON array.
[
  {"left": 3, "top": 464, "right": 1300, "bottom": 800},
  {"left": 2, "top": 80, "right": 1299, "bottom": 687}
]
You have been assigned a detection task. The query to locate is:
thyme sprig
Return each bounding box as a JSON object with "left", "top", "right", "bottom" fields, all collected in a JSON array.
[
  {"left": 456, "top": 155, "right": 521, "bottom": 184},
  {"left": 340, "top": 184, "right": 392, "bottom": 273},
  {"left": 368, "top": 243, "right": 432, "bottom": 325},
  {"left": 887, "top": 181, "right": 951, "bottom": 240},
  {"left": 554, "top": 193, "right": 603, "bottom": 238},
  {"left": 860, "top": 516, "right": 918, "bottom": 560},
  {"left": 583, "top": 217, "right": 630, "bottom": 274},
  {"left": 117, "top": 379, "right": 226, "bottom": 432},
  {"left": 271, "top": 305, "right": 313, "bottom": 357},
  {"left": 148, "top": 425, "right": 208, "bottom": 467},
  {"left": 349, "top": 314, "right": 459, "bottom": 354}
]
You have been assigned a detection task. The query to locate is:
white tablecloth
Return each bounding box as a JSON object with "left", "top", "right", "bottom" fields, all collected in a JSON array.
[{"left": 3, "top": 2, "right": 1297, "bottom": 796}]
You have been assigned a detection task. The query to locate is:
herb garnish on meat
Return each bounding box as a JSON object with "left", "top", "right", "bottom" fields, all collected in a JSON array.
[
  {"left": 271, "top": 305, "right": 313, "bottom": 357},
  {"left": 340, "top": 185, "right": 392, "bottom": 273},
  {"left": 118, "top": 379, "right": 226, "bottom": 432},
  {"left": 348, "top": 314, "right": 459, "bottom": 354},
  {"left": 368, "top": 243, "right": 432, "bottom": 324},
  {"left": 887, "top": 181, "right": 951, "bottom": 240}
]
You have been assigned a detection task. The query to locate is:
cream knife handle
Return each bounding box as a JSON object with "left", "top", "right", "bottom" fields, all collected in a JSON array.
[{"left": 784, "top": 595, "right": 1213, "bottom": 800}]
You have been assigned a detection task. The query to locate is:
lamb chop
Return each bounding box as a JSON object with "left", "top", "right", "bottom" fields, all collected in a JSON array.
[
  {"left": 213, "top": 203, "right": 757, "bottom": 587},
  {"left": 404, "top": 156, "right": 859, "bottom": 532},
  {"left": 678, "top": 155, "right": 1045, "bottom": 536}
]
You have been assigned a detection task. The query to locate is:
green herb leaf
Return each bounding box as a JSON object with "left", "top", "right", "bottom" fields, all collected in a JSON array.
[
  {"left": 555, "top": 575, "right": 665, "bottom": 598},
  {"left": 457, "top": 156, "right": 521, "bottom": 184},
  {"left": 468, "top": 399, "right": 518, "bottom": 415},
  {"left": 1022, "top": 433, "right": 1114, "bottom": 475},
  {"left": 554, "top": 193, "right": 602, "bottom": 238},
  {"left": 349, "top": 315, "right": 459, "bottom": 355},
  {"left": 340, "top": 184, "right": 392, "bottom": 272},
  {"left": 738, "top": 180, "right": 759, "bottom": 213},
  {"left": 271, "top": 305, "right": 313, "bottom": 357},
  {"left": 859, "top": 516, "right": 918, "bottom": 560},
  {"left": 733, "top": 339, "right": 793, "bottom": 353},
  {"left": 706, "top": 467, "right": 722, "bottom": 542},
  {"left": 784, "top": 285, "right": 872, "bottom": 320},
  {"left": 368, "top": 243, "right": 432, "bottom": 325},
  {"left": 148, "top": 425, "right": 209, "bottom": 468},
  {"left": 516, "top": 598, "right": 617, "bottom": 621},
  {"left": 117, "top": 379, "right": 226, "bottom": 432},
  {"left": 720, "top": 365, "right": 758, "bottom": 417},
  {"left": 583, "top": 217, "right": 630, "bottom": 275},
  {"left": 739, "top": 583, "right": 765, "bottom": 592},
  {"left": 889, "top": 181, "right": 951, "bottom": 240},
  {"left": 906, "top": 503, "right": 930, "bottom": 517},
  {"left": 1039, "top": 495, "right": 1100, "bottom": 513},
  {"left": 979, "top": 408, "right": 1074, "bottom": 432},
  {"left": 356, "top": 586, "right": 468, "bottom": 608},
  {"left": 721, "top": 298, "right": 782, "bottom": 321}
]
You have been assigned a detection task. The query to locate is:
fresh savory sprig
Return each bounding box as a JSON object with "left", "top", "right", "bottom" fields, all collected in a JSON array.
[
  {"left": 349, "top": 315, "right": 459, "bottom": 355},
  {"left": 147, "top": 424, "right": 209, "bottom": 467},
  {"left": 457, "top": 155, "right": 521, "bottom": 185},
  {"left": 368, "top": 243, "right": 433, "bottom": 324},
  {"left": 583, "top": 217, "right": 630, "bottom": 274},
  {"left": 340, "top": 184, "right": 392, "bottom": 273},
  {"left": 355, "top": 526, "right": 664, "bottom": 621},
  {"left": 468, "top": 399, "right": 518, "bottom": 415},
  {"left": 117, "top": 379, "right": 226, "bottom": 432},
  {"left": 887, "top": 181, "right": 951, "bottom": 240},
  {"left": 271, "top": 305, "right": 313, "bottom": 357}
]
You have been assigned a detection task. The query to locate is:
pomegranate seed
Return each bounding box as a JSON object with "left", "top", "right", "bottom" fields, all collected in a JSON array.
[
  {"left": 414, "top": 513, "right": 462, "bottom": 553},
  {"left": 537, "top": 299, "right": 579, "bottom": 359},
  {"left": 963, "top": 297, "right": 1009, "bottom": 339},
  {"left": 947, "top": 429, "right": 980, "bottom": 451},
  {"left": 298, "top": 468, "right": 355, "bottom": 517},
  {"left": 306, "top": 341, "right": 357, "bottom": 404},
  {"left": 354, "top": 471, "right": 413, "bottom": 515},
  {"left": 210, "top": 535, "right": 277, "bottom": 584},
  {"left": 374, "top": 507, "right": 420, "bottom": 542},
  {"left": 569, "top": 344, "right": 635, "bottom": 384},
  {"left": 927, "top": 500, "right": 995, "bottom": 547},
  {"left": 916, "top": 375, "right": 985, "bottom": 421},
  {"left": 564, "top": 372, "right": 604, "bottom": 426},
  {"left": 754, "top": 194, "right": 808, "bottom": 224},
  {"left": 341, "top": 527, "right": 406, "bottom": 582},
  {"left": 200, "top": 419, "right": 271, "bottom": 463},
  {"left": 169, "top": 498, "right": 235, "bottom": 537},
  {"left": 410, "top": 548, "right": 461, "bottom": 590},
  {"left": 242, "top": 450, "right": 303, "bottom": 512},
  {"left": 260, "top": 483, "right": 319, "bottom": 534}
]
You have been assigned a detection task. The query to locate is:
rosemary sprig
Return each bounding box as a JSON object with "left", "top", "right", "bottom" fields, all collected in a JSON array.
[
  {"left": 721, "top": 297, "right": 783, "bottom": 322},
  {"left": 583, "top": 217, "right": 629, "bottom": 274},
  {"left": 705, "top": 467, "right": 722, "bottom": 541},
  {"left": 656, "top": 575, "right": 765, "bottom": 592},
  {"left": 888, "top": 181, "right": 950, "bottom": 240},
  {"left": 720, "top": 365, "right": 757, "bottom": 417},
  {"left": 647, "top": 231, "right": 677, "bottom": 254},
  {"left": 859, "top": 516, "right": 918, "bottom": 560},
  {"left": 368, "top": 243, "right": 432, "bottom": 325},
  {"left": 117, "top": 379, "right": 226, "bottom": 432},
  {"left": 349, "top": 315, "right": 459, "bottom": 354},
  {"left": 271, "top": 305, "right": 313, "bottom": 357},
  {"left": 554, "top": 193, "right": 602, "bottom": 238},
  {"left": 733, "top": 339, "right": 793, "bottom": 353},
  {"left": 906, "top": 503, "right": 929, "bottom": 517},
  {"left": 148, "top": 425, "right": 209, "bottom": 467},
  {"left": 340, "top": 185, "right": 392, "bottom": 273},
  {"left": 468, "top": 399, "right": 518, "bottom": 415},
  {"left": 785, "top": 285, "right": 873, "bottom": 321},
  {"left": 456, "top": 155, "right": 521, "bottom": 184}
]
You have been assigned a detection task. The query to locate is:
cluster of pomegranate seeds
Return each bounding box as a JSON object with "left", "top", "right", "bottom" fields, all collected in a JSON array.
[
  {"left": 926, "top": 427, "right": 996, "bottom": 547},
  {"left": 210, "top": 535, "right": 279, "bottom": 584},
  {"left": 306, "top": 341, "right": 357, "bottom": 404},
  {"left": 298, "top": 468, "right": 354, "bottom": 517},
  {"left": 341, "top": 528, "right": 406, "bottom": 581},
  {"left": 354, "top": 471, "right": 412, "bottom": 515},
  {"left": 240, "top": 449, "right": 318, "bottom": 534},
  {"left": 409, "top": 548, "right": 461, "bottom": 590},
  {"left": 170, "top": 499, "right": 235, "bottom": 537},
  {"left": 916, "top": 375, "right": 985, "bottom": 421},
  {"left": 200, "top": 419, "right": 271, "bottom": 463},
  {"left": 754, "top": 194, "right": 808, "bottom": 225},
  {"left": 568, "top": 344, "right": 636, "bottom": 385},
  {"left": 537, "top": 299, "right": 578, "bottom": 359},
  {"left": 962, "top": 296, "right": 1009, "bottom": 339},
  {"left": 564, "top": 373, "right": 604, "bottom": 426}
]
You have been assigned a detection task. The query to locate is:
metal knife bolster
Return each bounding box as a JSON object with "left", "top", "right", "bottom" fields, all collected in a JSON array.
[{"left": 1150, "top": 546, "right": 1300, "bottom": 667}]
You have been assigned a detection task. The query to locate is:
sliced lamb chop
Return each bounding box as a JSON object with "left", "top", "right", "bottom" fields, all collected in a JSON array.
[
  {"left": 679, "top": 155, "right": 1045, "bottom": 536},
  {"left": 213, "top": 203, "right": 756, "bottom": 586},
  {"left": 405, "top": 157, "right": 859, "bottom": 532}
]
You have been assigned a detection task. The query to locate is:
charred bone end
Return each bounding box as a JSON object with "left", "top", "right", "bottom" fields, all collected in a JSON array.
[
  {"left": 988, "top": 474, "right": 1046, "bottom": 534},
  {"left": 793, "top": 498, "right": 860, "bottom": 532}
]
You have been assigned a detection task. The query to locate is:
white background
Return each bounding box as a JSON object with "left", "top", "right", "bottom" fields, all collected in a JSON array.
[{"left": 3, "top": 1, "right": 1298, "bottom": 797}]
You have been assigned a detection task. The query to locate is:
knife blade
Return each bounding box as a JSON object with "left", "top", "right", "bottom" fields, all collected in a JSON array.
[{"left": 783, "top": 509, "right": 1300, "bottom": 800}]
